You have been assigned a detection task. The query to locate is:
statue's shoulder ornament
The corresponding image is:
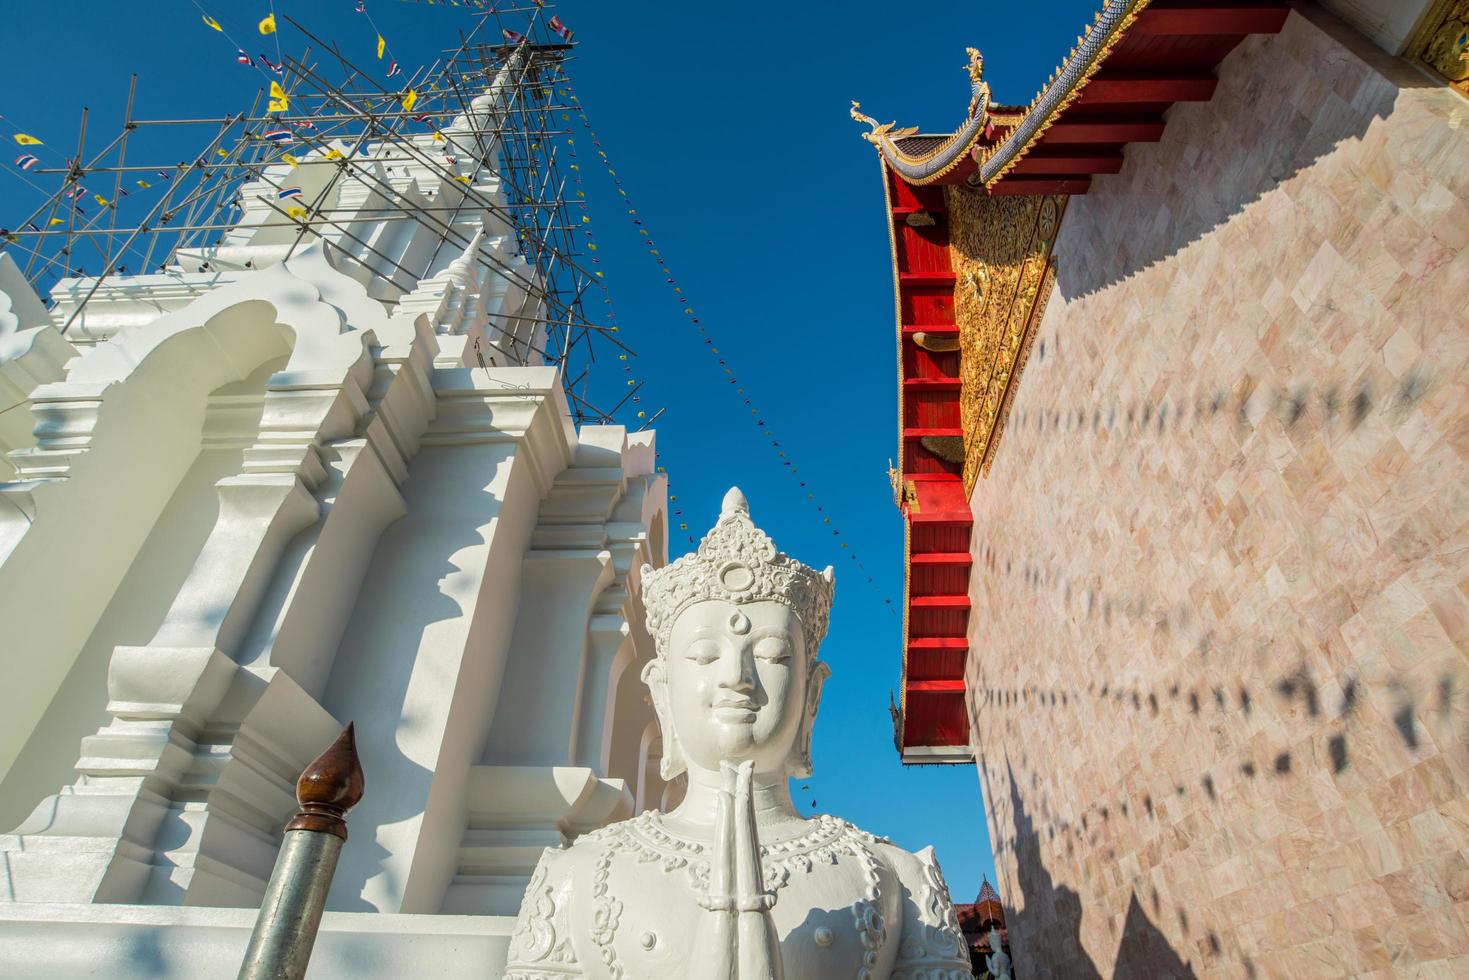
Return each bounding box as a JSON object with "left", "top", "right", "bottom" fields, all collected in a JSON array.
[
  {"left": 878, "top": 842, "right": 973, "bottom": 980},
  {"left": 505, "top": 846, "right": 581, "bottom": 978}
]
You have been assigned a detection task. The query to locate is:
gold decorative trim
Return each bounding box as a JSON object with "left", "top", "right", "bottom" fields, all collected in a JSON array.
[
  {"left": 850, "top": 48, "right": 994, "bottom": 186},
  {"left": 1406, "top": 0, "right": 1469, "bottom": 98},
  {"left": 946, "top": 187, "right": 1067, "bottom": 494},
  {"left": 976, "top": 0, "right": 1152, "bottom": 185},
  {"left": 878, "top": 157, "right": 907, "bottom": 493},
  {"left": 982, "top": 257, "right": 1057, "bottom": 477}
]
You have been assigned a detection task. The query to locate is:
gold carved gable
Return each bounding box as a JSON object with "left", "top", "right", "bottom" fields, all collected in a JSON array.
[
  {"left": 1408, "top": 0, "right": 1469, "bottom": 98},
  {"left": 945, "top": 186, "right": 1065, "bottom": 493}
]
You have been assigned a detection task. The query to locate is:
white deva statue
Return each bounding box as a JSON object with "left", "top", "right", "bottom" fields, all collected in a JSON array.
[{"left": 506, "top": 488, "right": 972, "bottom": 979}]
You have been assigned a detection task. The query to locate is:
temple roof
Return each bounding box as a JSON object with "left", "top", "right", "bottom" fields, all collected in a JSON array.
[
  {"left": 865, "top": 0, "right": 1290, "bottom": 761},
  {"left": 977, "top": 879, "right": 1001, "bottom": 905},
  {"left": 853, "top": 0, "right": 1289, "bottom": 195}
]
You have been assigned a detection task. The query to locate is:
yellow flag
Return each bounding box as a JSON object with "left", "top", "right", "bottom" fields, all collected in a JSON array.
[
  {"left": 286, "top": 205, "right": 307, "bottom": 219},
  {"left": 216, "top": 148, "right": 229, "bottom": 158},
  {"left": 401, "top": 89, "right": 418, "bottom": 113},
  {"left": 376, "top": 34, "right": 386, "bottom": 59},
  {"left": 136, "top": 179, "right": 151, "bottom": 188},
  {"left": 93, "top": 194, "right": 110, "bottom": 207},
  {"left": 324, "top": 148, "right": 344, "bottom": 160},
  {"left": 258, "top": 13, "right": 276, "bottom": 35},
  {"left": 13, "top": 133, "right": 42, "bottom": 146},
  {"left": 268, "top": 81, "right": 289, "bottom": 113},
  {"left": 282, "top": 152, "right": 300, "bottom": 167},
  {"left": 432, "top": 132, "right": 445, "bottom": 142},
  {"left": 202, "top": 14, "right": 222, "bottom": 31},
  {"left": 48, "top": 218, "right": 64, "bottom": 226}
]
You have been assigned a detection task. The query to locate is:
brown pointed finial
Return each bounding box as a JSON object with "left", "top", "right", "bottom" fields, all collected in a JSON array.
[{"left": 285, "top": 723, "right": 365, "bottom": 840}]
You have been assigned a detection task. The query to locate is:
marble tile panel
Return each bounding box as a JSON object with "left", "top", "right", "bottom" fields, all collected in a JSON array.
[{"left": 970, "top": 9, "right": 1469, "bottom": 978}]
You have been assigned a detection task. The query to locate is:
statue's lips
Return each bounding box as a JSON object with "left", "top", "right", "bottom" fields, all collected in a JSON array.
[{"left": 711, "top": 698, "right": 758, "bottom": 721}]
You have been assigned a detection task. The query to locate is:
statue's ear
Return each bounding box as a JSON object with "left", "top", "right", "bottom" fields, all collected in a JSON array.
[
  {"left": 788, "top": 660, "right": 831, "bottom": 779},
  {"left": 641, "top": 659, "right": 686, "bottom": 781}
]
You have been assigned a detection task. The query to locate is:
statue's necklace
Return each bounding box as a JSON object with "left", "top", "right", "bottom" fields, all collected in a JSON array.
[
  {"left": 597, "top": 811, "right": 887, "bottom": 896},
  {"left": 585, "top": 812, "right": 890, "bottom": 978}
]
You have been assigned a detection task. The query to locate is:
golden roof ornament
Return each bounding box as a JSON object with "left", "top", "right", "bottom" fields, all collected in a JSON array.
[
  {"left": 849, "top": 101, "right": 918, "bottom": 145},
  {"left": 966, "top": 47, "right": 991, "bottom": 120}
]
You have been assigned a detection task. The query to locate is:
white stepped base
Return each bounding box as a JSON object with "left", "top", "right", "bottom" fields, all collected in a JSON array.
[{"left": 0, "top": 903, "right": 513, "bottom": 978}]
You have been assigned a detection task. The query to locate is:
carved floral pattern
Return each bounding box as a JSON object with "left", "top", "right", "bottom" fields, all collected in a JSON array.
[
  {"left": 1411, "top": 0, "right": 1469, "bottom": 95},
  {"left": 505, "top": 857, "right": 579, "bottom": 978},
  {"left": 947, "top": 187, "right": 1066, "bottom": 490}
]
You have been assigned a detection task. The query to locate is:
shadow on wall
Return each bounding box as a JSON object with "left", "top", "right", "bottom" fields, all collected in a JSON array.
[
  {"left": 1054, "top": 7, "right": 1434, "bottom": 303},
  {"left": 1001, "top": 758, "right": 1195, "bottom": 979}
]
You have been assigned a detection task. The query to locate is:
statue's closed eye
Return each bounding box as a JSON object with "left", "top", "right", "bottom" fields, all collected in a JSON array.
[
  {"left": 686, "top": 639, "right": 720, "bottom": 665},
  {"left": 754, "top": 637, "right": 790, "bottom": 663}
]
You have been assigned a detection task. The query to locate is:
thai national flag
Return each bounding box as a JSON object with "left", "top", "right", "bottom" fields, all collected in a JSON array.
[
  {"left": 292, "top": 120, "right": 316, "bottom": 131},
  {"left": 265, "top": 129, "right": 294, "bottom": 143},
  {"left": 501, "top": 28, "right": 524, "bottom": 43},
  {"left": 260, "top": 54, "right": 284, "bottom": 74},
  {"left": 14, "top": 154, "right": 39, "bottom": 171},
  {"left": 236, "top": 50, "right": 254, "bottom": 67},
  {"left": 549, "top": 15, "right": 573, "bottom": 41},
  {"left": 387, "top": 61, "right": 402, "bottom": 78},
  {"left": 277, "top": 187, "right": 303, "bottom": 201}
]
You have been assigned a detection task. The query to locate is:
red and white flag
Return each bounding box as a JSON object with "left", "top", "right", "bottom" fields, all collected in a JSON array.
[
  {"left": 501, "top": 28, "right": 524, "bottom": 43},
  {"left": 548, "top": 15, "right": 573, "bottom": 41},
  {"left": 236, "top": 50, "right": 254, "bottom": 67}
]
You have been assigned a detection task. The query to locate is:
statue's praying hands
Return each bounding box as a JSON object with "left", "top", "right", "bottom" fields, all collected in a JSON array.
[
  {"left": 506, "top": 490, "right": 973, "bottom": 980},
  {"left": 692, "top": 760, "right": 783, "bottom": 980}
]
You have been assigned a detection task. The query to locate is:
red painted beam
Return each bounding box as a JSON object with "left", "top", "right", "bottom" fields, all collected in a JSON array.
[
  {"left": 990, "top": 177, "right": 1093, "bottom": 196},
  {"left": 890, "top": 205, "right": 948, "bottom": 218},
  {"left": 1133, "top": 2, "right": 1288, "bottom": 36},
  {"left": 909, "top": 636, "right": 969, "bottom": 649},
  {"left": 899, "top": 271, "right": 958, "bottom": 287},
  {"left": 902, "top": 323, "right": 957, "bottom": 336},
  {"left": 1078, "top": 71, "right": 1218, "bottom": 104},
  {"left": 910, "top": 552, "right": 972, "bottom": 566},
  {"left": 903, "top": 377, "right": 961, "bottom": 392},
  {"left": 903, "top": 426, "right": 962, "bottom": 439},
  {"left": 910, "top": 595, "right": 971, "bottom": 609},
  {"left": 907, "top": 679, "right": 966, "bottom": 694},
  {"left": 1011, "top": 148, "right": 1125, "bottom": 175},
  {"left": 1041, "top": 116, "right": 1166, "bottom": 144}
]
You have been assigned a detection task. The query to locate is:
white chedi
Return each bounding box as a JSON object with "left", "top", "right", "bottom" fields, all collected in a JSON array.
[{"left": 506, "top": 488, "right": 972, "bottom": 979}]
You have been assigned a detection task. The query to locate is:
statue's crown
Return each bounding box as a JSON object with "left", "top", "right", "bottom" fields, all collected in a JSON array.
[{"left": 642, "top": 487, "right": 835, "bottom": 656}]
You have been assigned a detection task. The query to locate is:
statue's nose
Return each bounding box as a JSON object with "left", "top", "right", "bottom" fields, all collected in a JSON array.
[{"left": 716, "top": 645, "right": 756, "bottom": 694}]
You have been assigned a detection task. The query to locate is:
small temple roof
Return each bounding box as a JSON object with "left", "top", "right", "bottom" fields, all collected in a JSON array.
[{"left": 977, "top": 879, "right": 1001, "bottom": 905}]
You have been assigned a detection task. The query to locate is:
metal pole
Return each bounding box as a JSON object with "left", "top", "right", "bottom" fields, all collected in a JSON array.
[{"left": 238, "top": 723, "right": 364, "bottom": 980}]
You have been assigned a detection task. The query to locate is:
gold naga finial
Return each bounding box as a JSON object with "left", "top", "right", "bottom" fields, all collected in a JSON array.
[
  {"left": 849, "top": 100, "right": 917, "bottom": 145},
  {"left": 965, "top": 47, "right": 991, "bottom": 120},
  {"left": 965, "top": 47, "right": 985, "bottom": 84}
]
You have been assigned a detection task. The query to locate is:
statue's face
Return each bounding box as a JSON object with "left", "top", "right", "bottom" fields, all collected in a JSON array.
[{"left": 662, "top": 598, "right": 807, "bottom": 774}]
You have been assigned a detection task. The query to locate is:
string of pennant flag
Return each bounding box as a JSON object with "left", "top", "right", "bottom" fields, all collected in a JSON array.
[
  {"left": 551, "top": 71, "right": 897, "bottom": 613},
  {"left": 3, "top": 5, "right": 895, "bottom": 611}
]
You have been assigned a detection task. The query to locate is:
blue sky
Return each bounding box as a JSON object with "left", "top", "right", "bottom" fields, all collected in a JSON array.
[{"left": 2, "top": 0, "right": 1104, "bottom": 901}]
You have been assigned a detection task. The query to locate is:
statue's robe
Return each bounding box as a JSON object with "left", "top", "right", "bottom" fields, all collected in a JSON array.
[{"left": 505, "top": 812, "right": 973, "bottom": 980}]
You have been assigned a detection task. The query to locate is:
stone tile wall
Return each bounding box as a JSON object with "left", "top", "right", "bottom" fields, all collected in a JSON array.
[{"left": 969, "top": 7, "right": 1469, "bottom": 978}]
